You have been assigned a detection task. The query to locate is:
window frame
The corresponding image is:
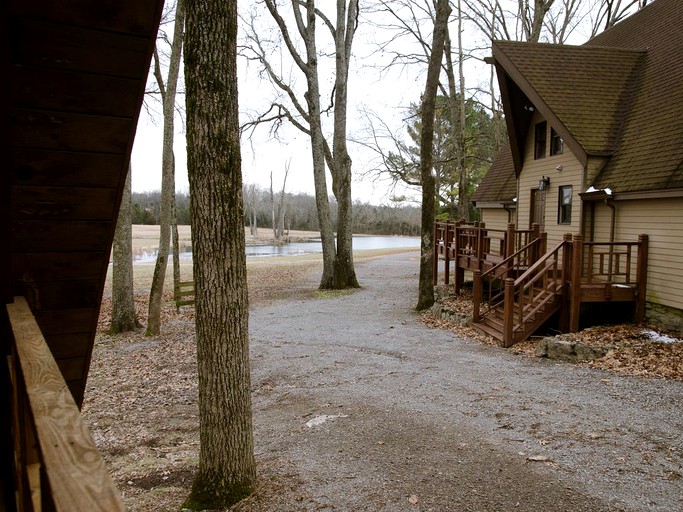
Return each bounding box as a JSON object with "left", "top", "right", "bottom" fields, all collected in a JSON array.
[
  {"left": 557, "top": 185, "right": 573, "bottom": 224},
  {"left": 550, "top": 128, "right": 564, "bottom": 156},
  {"left": 534, "top": 121, "right": 547, "bottom": 159}
]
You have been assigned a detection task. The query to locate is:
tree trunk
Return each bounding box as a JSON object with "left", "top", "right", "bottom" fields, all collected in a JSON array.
[
  {"left": 110, "top": 164, "right": 140, "bottom": 333},
  {"left": 298, "top": 0, "right": 336, "bottom": 288},
  {"left": 416, "top": 0, "right": 451, "bottom": 311},
  {"left": 183, "top": 0, "right": 256, "bottom": 508},
  {"left": 146, "top": 0, "right": 185, "bottom": 336},
  {"left": 456, "top": 0, "right": 468, "bottom": 220},
  {"left": 331, "top": 0, "right": 359, "bottom": 289}
]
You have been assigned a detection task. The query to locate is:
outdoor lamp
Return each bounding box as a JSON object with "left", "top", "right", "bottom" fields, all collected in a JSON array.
[{"left": 539, "top": 176, "right": 550, "bottom": 191}]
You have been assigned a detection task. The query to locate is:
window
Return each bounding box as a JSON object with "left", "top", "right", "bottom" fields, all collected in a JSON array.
[
  {"left": 534, "top": 122, "right": 547, "bottom": 159},
  {"left": 550, "top": 128, "right": 563, "bottom": 156},
  {"left": 558, "top": 185, "right": 572, "bottom": 224}
]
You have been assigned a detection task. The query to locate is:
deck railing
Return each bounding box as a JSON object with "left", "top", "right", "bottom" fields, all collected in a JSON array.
[
  {"left": 433, "top": 221, "right": 543, "bottom": 287},
  {"left": 7, "top": 296, "right": 125, "bottom": 512}
]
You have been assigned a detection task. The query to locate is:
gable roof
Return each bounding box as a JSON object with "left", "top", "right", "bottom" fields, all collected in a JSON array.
[
  {"left": 471, "top": 145, "right": 516, "bottom": 203},
  {"left": 493, "top": 41, "right": 645, "bottom": 158},
  {"left": 480, "top": 0, "right": 683, "bottom": 199}
]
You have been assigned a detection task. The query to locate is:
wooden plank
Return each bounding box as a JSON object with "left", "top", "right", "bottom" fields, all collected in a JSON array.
[
  {"left": 10, "top": 108, "right": 133, "bottom": 154},
  {"left": 10, "top": 65, "right": 141, "bottom": 117},
  {"left": 11, "top": 148, "right": 126, "bottom": 188},
  {"left": 13, "top": 251, "right": 106, "bottom": 282},
  {"left": 9, "top": 17, "right": 149, "bottom": 78},
  {"left": 21, "top": 280, "right": 102, "bottom": 311},
  {"left": 13, "top": 220, "right": 111, "bottom": 252},
  {"left": 7, "top": 296, "right": 125, "bottom": 511},
  {"left": 8, "top": 0, "right": 162, "bottom": 37},
  {"left": 33, "top": 308, "right": 97, "bottom": 336},
  {"left": 56, "top": 357, "right": 86, "bottom": 382},
  {"left": 12, "top": 186, "right": 118, "bottom": 221},
  {"left": 45, "top": 333, "right": 92, "bottom": 360}
]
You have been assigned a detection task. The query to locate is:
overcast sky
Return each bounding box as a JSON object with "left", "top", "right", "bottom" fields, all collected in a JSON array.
[{"left": 130, "top": 0, "right": 603, "bottom": 205}]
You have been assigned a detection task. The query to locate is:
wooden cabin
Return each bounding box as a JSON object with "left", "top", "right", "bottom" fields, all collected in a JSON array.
[
  {"left": 457, "top": 0, "right": 682, "bottom": 343},
  {"left": 2, "top": 1, "right": 164, "bottom": 509}
]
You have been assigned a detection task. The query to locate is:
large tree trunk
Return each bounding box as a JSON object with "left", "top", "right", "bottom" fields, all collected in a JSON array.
[
  {"left": 183, "top": 0, "right": 256, "bottom": 508},
  {"left": 331, "top": 0, "right": 359, "bottom": 289},
  {"left": 416, "top": 0, "right": 451, "bottom": 311},
  {"left": 146, "top": 0, "right": 185, "bottom": 336},
  {"left": 298, "top": 0, "right": 336, "bottom": 288},
  {"left": 110, "top": 165, "right": 140, "bottom": 333}
]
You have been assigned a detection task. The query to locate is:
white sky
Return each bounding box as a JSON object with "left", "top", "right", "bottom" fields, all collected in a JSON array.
[{"left": 130, "top": 0, "right": 606, "bottom": 205}]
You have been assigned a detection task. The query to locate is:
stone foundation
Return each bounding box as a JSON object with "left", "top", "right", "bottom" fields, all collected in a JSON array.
[{"left": 646, "top": 302, "right": 683, "bottom": 333}]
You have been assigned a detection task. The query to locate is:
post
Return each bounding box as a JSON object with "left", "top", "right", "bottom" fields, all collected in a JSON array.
[
  {"left": 472, "top": 270, "right": 482, "bottom": 323},
  {"left": 569, "top": 234, "right": 583, "bottom": 333},
  {"left": 635, "top": 234, "right": 649, "bottom": 323},
  {"left": 505, "top": 223, "right": 516, "bottom": 259},
  {"left": 531, "top": 223, "right": 541, "bottom": 262},
  {"left": 503, "top": 278, "right": 515, "bottom": 347},
  {"left": 433, "top": 222, "right": 440, "bottom": 286},
  {"left": 444, "top": 223, "right": 451, "bottom": 286},
  {"left": 454, "top": 222, "right": 462, "bottom": 294},
  {"left": 474, "top": 221, "right": 484, "bottom": 263},
  {"left": 559, "top": 233, "right": 573, "bottom": 332}
]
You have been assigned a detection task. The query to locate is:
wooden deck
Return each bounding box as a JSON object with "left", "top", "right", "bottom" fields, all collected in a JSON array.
[{"left": 434, "top": 222, "right": 648, "bottom": 346}]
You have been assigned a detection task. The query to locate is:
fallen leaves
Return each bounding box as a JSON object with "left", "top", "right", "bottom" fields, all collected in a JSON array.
[{"left": 423, "top": 295, "right": 683, "bottom": 382}]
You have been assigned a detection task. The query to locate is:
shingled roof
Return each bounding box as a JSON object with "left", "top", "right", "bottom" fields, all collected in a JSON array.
[
  {"left": 478, "top": 0, "right": 683, "bottom": 199},
  {"left": 471, "top": 145, "right": 516, "bottom": 203}
]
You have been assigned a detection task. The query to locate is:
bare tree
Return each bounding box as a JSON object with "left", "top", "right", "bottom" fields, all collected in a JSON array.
[
  {"left": 589, "top": 0, "right": 645, "bottom": 37},
  {"left": 182, "top": 0, "right": 256, "bottom": 507},
  {"left": 242, "top": 0, "right": 360, "bottom": 289},
  {"left": 417, "top": 0, "right": 451, "bottom": 311},
  {"left": 146, "top": 0, "right": 185, "bottom": 336},
  {"left": 110, "top": 164, "right": 141, "bottom": 333}
]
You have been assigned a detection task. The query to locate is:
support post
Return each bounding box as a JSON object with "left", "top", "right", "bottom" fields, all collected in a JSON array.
[
  {"left": 569, "top": 234, "right": 583, "bottom": 333},
  {"left": 635, "top": 234, "right": 649, "bottom": 323},
  {"left": 505, "top": 223, "right": 516, "bottom": 259},
  {"left": 444, "top": 223, "right": 451, "bottom": 286},
  {"left": 559, "top": 233, "right": 573, "bottom": 332},
  {"left": 454, "top": 222, "right": 463, "bottom": 294},
  {"left": 472, "top": 270, "right": 482, "bottom": 323},
  {"left": 432, "top": 222, "right": 440, "bottom": 286},
  {"left": 503, "top": 278, "right": 515, "bottom": 347}
]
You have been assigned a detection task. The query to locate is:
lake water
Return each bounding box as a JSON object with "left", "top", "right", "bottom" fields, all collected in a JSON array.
[{"left": 135, "top": 235, "right": 420, "bottom": 263}]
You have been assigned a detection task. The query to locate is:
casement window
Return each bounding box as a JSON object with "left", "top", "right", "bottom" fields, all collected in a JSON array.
[
  {"left": 534, "top": 121, "right": 547, "bottom": 159},
  {"left": 550, "top": 128, "right": 564, "bottom": 156},
  {"left": 558, "top": 185, "right": 572, "bottom": 224}
]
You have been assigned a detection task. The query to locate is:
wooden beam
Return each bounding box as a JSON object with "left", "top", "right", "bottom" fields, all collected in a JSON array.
[{"left": 7, "top": 296, "right": 125, "bottom": 512}]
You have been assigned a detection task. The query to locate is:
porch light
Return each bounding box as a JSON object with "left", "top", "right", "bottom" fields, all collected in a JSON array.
[{"left": 539, "top": 176, "right": 550, "bottom": 191}]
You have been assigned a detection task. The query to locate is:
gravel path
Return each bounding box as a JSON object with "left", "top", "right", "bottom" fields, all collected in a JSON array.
[{"left": 247, "top": 251, "right": 683, "bottom": 511}]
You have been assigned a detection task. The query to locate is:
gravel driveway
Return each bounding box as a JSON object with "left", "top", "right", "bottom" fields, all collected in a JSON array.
[{"left": 246, "top": 251, "right": 683, "bottom": 512}]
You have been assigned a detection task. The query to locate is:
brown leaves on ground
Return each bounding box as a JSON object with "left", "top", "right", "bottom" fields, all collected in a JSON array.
[{"left": 423, "top": 292, "right": 683, "bottom": 382}]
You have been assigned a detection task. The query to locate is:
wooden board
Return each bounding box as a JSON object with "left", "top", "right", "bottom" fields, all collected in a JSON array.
[{"left": 7, "top": 296, "right": 125, "bottom": 511}]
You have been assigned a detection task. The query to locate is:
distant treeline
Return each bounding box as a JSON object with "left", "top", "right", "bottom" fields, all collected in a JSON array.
[{"left": 131, "top": 188, "right": 421, "bottom": 236}]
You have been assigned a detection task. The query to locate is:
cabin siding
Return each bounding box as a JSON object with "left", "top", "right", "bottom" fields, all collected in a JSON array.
[
  {"left": 591, "top": 197, "right": 683, "bottom": 311},
  {"left": 480, "top": 208, "right": 509, "bottom": 231},
  {"left": 517, "top": 114, "right": 584, "bottom": 244}
]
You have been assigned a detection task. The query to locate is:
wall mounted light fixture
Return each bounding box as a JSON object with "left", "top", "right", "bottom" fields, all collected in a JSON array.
[{"left": 539, "top": 176, "right": 550, "bottom": 191}]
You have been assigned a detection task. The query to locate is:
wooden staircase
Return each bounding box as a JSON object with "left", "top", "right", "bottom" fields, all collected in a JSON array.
[{"left": 473, "top": 236, "right": 571, "bottom": 347}]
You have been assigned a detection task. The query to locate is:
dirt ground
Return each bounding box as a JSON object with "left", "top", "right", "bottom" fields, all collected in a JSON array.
[{"left": 84, "top": 251, "right": 683, "bottom": 512}]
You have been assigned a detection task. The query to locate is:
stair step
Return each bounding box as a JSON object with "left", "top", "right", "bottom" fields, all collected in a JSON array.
[{"left": 472, "top": 321, "right": 504, "bottom": 342}]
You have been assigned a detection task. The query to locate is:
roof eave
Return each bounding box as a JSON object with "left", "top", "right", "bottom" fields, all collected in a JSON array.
[{"left": 491, "top": 42, "right": 589, "bottom": 169}]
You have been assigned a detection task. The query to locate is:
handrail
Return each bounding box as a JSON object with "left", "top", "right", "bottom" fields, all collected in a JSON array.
[
  {"left": 482, "top": 237, "right": 540, "bottom": 280},
  {"left": 513, "top": 240, "right": 566, "bottom": 286},
  {"left": 7, "top": 296, "right": 126, "bottom": 512}
]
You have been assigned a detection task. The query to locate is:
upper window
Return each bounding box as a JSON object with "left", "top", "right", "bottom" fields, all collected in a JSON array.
[
  {"left": 534, "top": 122, "right": 547, "bottom": 159},
  {"left": 558, "top": 185, "right": 572, "bottom": 224},
  {"left": 550, "top": 128, "right": 564, "bottom": 156}
]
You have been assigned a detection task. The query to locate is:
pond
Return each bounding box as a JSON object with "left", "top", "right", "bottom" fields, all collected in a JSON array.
[{"left": 135, "top": 235, "right": 421, "bottom": 263}]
